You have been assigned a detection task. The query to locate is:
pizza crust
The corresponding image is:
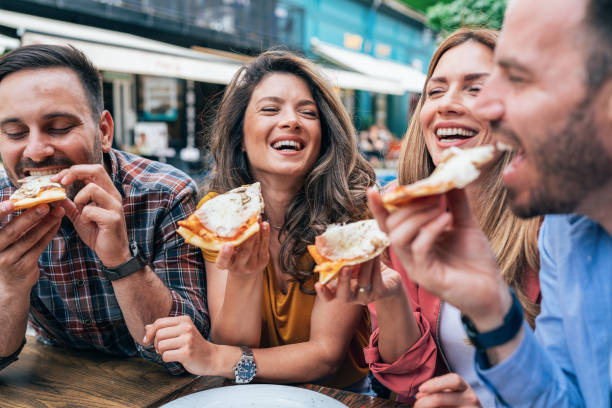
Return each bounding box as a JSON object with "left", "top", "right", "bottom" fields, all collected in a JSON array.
[
  {"left": 177, "top": 183, "right": 264, "bottom": 251},
  {"left": 11, "top": 188, "right": 67, "bottom": 210},
  {"left": 178, "top": 220, "right": 261, "bottom": 252},
  {"left": 10, "top": 175, "right": 67, "bottom": 210}
]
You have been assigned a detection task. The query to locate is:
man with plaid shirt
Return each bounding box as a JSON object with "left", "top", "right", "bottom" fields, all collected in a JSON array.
[{"left": 0, "top": 44, "right": 208, "bottom": 374}]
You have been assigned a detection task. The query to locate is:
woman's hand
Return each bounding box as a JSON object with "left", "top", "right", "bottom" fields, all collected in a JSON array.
[
  {"left": 414, "top": 374, "right": 482, "bottom": 408},
  {"left": 215, "top": 220, "right": 270, "bottom": 279},
  {"left": 315, "top": 257, "right": 404, "bottom": 305},
  {"left": 143, "top": 315, "right": 217, "bottom": 376}
]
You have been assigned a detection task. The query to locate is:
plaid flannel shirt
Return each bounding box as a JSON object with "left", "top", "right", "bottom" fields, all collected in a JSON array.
[{"left": 0, "top": 149, "right": 209, "bottom": 374}]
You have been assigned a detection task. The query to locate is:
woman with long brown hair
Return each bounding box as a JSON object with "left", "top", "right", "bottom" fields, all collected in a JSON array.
[
  {"left": 143, "top": 49, "right": 376, "bottom": 390},
  {"left": 332, "top": 28, "right": 542, "bottom": 406}
]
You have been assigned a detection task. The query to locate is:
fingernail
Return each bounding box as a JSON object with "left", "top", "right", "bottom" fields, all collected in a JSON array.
[
  {"left": 36, "top": 205, "right": 49, "bottom": 215},
  {"left": 142, "top": 335, "right": 148, "bottom": 343}
]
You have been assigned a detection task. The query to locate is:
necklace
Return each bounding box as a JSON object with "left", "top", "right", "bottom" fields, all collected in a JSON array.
[{"left": 263, "top": 214, "right": 282, "bottom": 231}]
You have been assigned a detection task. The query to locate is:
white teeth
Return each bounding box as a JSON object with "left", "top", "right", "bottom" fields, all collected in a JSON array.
[
  {"left": 436, "top": 128, "right": 477, "bottom": 137},
  {"left": 272, "top": 140, "right": 303, "bottom": 150},
  {"left": 496, "top": 141, "right": 514, "bottom": 151},
  {"left": 29, "top": 169, "right": 62, "bottom": 177}
]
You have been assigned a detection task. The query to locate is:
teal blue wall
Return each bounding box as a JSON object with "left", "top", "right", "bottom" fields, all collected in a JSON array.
[{"left": 280, "top": 0, "right": 434, "bottom": 136}]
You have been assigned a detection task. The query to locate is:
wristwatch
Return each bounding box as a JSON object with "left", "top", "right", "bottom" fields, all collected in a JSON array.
[
  {"left": 101, "top": 241, "right": 148, "bottom": 281},
  {"left": 233, "top": 346, "right": 257, "bottom": 384},
  {"left": 461, "top": 287, "right": 524, "bottom": 351}
]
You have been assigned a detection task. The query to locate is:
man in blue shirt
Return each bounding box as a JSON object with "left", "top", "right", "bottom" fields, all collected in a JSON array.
[{"left": 367, "top": 0, "right": 612, "bottom": 406}]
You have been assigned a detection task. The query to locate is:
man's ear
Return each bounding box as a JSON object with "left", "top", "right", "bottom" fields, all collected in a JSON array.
[{"left": 99, "top": 110, "right": 114, "bottom": 152}]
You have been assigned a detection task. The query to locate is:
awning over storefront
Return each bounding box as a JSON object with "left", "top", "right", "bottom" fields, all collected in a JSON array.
[
  {"left": 0, "top": 33, "right": 20, "bottom": 53},
  {"left": 0, "top": 10, "right": 404, "bottom": 94},
  {"left": 22, "top": 32, "right": 242, "bottom": 85},
  {"left": 311, "top": 38, "right": 426, "bottom": 93}
]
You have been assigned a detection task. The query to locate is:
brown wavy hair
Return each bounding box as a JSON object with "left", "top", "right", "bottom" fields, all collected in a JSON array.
[
  {"left": 398, "top": 28, "right": 542, "bottom": 327},
  {"left": 204, "top": 49, "right": 376, "bottom": 289}
]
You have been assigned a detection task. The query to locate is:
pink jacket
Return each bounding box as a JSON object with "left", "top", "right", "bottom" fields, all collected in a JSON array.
[{"left": 364, "top": 250, "right": 540, "bottom": 404}]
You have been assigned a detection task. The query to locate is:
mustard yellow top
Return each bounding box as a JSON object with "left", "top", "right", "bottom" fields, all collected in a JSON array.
[{"left": 198, "top": 193, "right": 370, "bottom": 389}]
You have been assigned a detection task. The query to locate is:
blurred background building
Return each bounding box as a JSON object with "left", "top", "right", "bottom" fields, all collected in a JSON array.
[{"left": 0, "top": 0, "right": 434, "bottom": 181}]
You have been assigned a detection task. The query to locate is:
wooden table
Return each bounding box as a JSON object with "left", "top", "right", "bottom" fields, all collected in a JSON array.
[{"left": 0, "top": 337, "right": 408, "bottom": 407}]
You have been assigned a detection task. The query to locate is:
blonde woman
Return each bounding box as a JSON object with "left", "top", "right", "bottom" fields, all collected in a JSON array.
[{"left": 333, "top": 28, "right": 542, "bottom": 406}]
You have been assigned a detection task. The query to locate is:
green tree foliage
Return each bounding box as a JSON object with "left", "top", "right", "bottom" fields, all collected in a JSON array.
[
  {"left": 397, "top": 0, "right": 445, "bottom": 13},
  {"left": 426, "top": 0, "right": 506, "bottom": 34}
]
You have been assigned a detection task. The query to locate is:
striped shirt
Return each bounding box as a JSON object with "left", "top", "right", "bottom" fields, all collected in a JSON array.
[{"left": 0, "top": 149, "right": 209, "bottom": 374}]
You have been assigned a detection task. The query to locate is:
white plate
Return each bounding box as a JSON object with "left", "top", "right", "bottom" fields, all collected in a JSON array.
[{"left": 161, "top": 384, "right": 348, "bottom": 408}]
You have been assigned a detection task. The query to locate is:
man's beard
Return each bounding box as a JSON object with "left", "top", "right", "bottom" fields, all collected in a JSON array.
[
  {"left": 12, "top": 131, "right": 104, "bottom": 200},
  {"left": 502, "top": 98, "right": 612, "bottom": 218}
]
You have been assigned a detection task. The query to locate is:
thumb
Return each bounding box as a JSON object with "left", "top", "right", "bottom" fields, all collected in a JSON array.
[
  {"left": 55, "top": 199, "right": 79, "bottom": 224},
  {"left": 446, "top": 188, "right": 477, "bottom": 228}
]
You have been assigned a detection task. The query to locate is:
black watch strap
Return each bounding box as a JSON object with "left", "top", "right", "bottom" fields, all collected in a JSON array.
[
  {"left": 461, "top": 287, "right": 523, "bottom": 351},
  {"left": 0, "top": 337, "right": 26, "bottom": 370},
  {"left": 101, "top": 241, "right": 148, "bottom": 281}
]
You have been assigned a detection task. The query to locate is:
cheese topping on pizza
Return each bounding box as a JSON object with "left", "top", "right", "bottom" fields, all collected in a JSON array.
[
  {"left": 10, "top": 175, "right": 64, "bottom": 201},
  {"left": 317, "top": 220, "right": 389, "bottom": 261},
  {"left": 309, "top": 219, "right": 389, "bottom": 285},
  {"left": 194, "top": 183, "right": 263, "bottom": 238},
  {"left": 383, "top": 145, "right": 495, "bottom": 209}
]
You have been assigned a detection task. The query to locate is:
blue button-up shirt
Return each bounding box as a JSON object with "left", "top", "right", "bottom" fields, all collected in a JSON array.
[{"left": 477, "top": 214, "right": 612, "bottom": 407}]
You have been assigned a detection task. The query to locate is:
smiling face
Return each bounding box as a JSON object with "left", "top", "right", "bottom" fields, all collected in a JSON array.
[
  {"left": 420, "top": 41, "right": 494, "bottom": 166},
  {"left": 475, "top": 0, "right": 612, "bottom": 218},
  {"left": 0, "top": 67, "right": 113, "bottom": 194},
  {"left": 242, "top": 72, "right": 322, "bottom": 183}
]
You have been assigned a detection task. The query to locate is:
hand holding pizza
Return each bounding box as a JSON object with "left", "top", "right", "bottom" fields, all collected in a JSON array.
[
  {"left": 369, "top": 187, "right": 508, "bottom": 326},
  {"left": 52, "top": 164, "right": 131, "bottom": 268},
  {"left": 316, "top": 257, "right": 404, "bottom": 306},
  {"left": 0, "top": 201, "right": 64, "bottom": 293},
  {"left": 215, "top": 221, "right": 270, "bottom": 278}
]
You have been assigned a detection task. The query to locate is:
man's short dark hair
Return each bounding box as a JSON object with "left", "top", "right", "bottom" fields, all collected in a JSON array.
[
  {"left": 0, "top": 44, "right": 103, "bottom": 118},
  {"left": 585, "top": 0, "right": 612, "bottom": 90}
]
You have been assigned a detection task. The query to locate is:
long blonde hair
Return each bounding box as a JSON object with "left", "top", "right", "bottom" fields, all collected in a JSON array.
[{"left": 398, "top": 28, "right": 541, "bottom": 327}]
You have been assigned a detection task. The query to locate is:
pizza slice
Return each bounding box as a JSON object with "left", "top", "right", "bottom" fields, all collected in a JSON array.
[
  {"left": 9, "top": 175, "right": 67, "bottom": 210},
  {"left": 382, "top": 145, "right": 495, "bottom": 211},
  {"left": 177, "top": 182, "right": 264, "bottom": 252},
  {"left": 308, "top": 219, "right": 390, "bottom": 285}
]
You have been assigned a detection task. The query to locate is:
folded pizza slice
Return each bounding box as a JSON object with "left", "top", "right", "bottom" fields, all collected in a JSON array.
[
  {"left": 10, "top": 175, "right": 67, "bottom": 211},
  {"left": 382, "top": 145, "right": 495, "bottom": 211},
  {"left": 178, "top": 182, "right": 264, "bottom": 252},
  {"left": 308, "top": 219, "right": 390, "bottom": 285}
]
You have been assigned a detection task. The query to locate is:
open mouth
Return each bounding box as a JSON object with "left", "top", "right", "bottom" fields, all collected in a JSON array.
[
  {"left": 24, "top": 167, "right": 66, "bottom": 177},
  {"left": 271, "top": 140, "right": 304, "bottom": 152},
  {"left": 436, "top": 127, "right": 477, "bottom": 142}
]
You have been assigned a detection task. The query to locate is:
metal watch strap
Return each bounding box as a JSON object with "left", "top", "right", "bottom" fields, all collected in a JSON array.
[
  {"left": 461, "top": 287, "right": 524, "bottom": 351},
  {"left": 101, "top": 241, "right": 147, "bottom": 281},
  {"left": 233, "top": 346, "right": 257, "bottom": 384}
]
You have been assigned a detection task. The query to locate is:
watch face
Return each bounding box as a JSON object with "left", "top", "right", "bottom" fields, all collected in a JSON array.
[{"left": 236, "top": 358, "right": 256, "bottom": 383}]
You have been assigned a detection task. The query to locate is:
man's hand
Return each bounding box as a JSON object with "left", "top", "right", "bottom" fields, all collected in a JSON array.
[
  {"left": 368, "top": 188, "right": 510, "bottom": 330},
  {"left": 143, "top": 315, "right": 219, "bottom": 376},
  {"left": 414, "top": 373, "right": 482, "bottom": 408},
  {"left": 53, "top": 165, "right": 130, "bottom": 267},
  {"left": 0, "top": 201, "right": 64, "bottom": 293},
  {"left": 0, "top": 200, "right": 64, "bottom": 357}
]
